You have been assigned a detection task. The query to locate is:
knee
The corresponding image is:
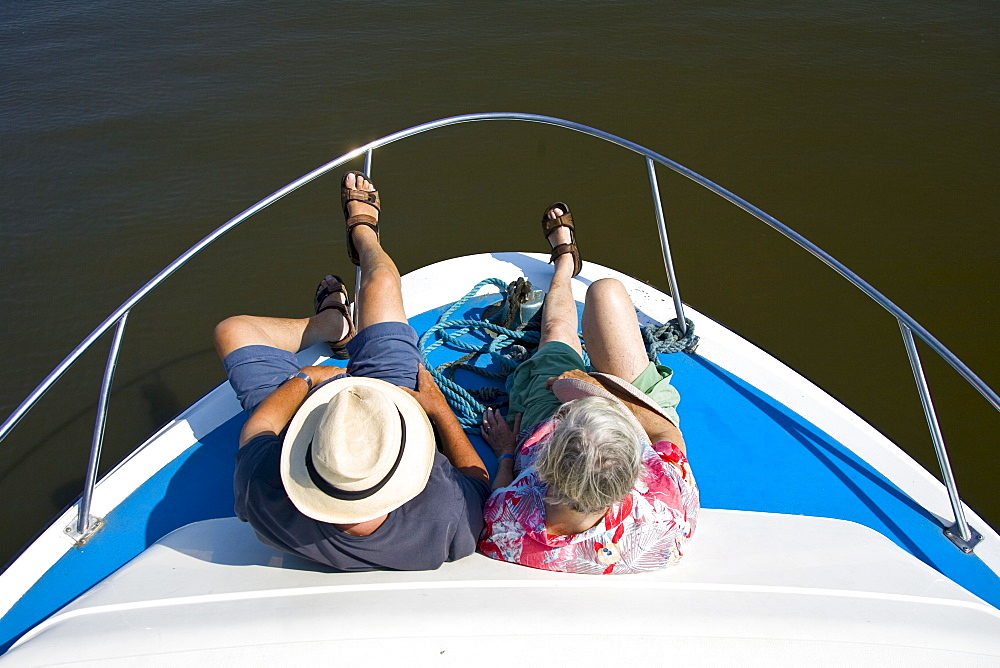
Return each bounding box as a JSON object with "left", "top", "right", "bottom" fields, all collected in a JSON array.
[
  {"left": 586, "top": 278, "right": 628, "bottom": 304},
  {"left": 214, "top": 315, "right": 245, "bottom": 342},
  {"left": 213, "top": 315, "right": 254, "bottom": 355}
]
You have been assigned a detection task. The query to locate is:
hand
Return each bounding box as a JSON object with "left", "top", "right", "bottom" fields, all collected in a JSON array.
[
  {"left": 480, "top": 408, "right": 521, "bottom": 457},
  {"left": 545, "top": 368, "right": 601, "bottom": 391},
  {"left": 403, "top": 364, "right": 450, "bottom": 421}
]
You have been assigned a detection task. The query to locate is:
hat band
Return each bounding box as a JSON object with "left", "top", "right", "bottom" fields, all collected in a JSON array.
[{"left": 304, "top": 408, "right": 407, "bottom": 502}]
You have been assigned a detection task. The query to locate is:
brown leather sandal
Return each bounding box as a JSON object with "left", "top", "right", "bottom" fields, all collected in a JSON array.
[
  {"left": 541, "top": 201, "right": 582, "bottom": 277},
  {"left": 314, "top": 275, "right": 356, "bottom": 359},
  {"left": 342, "top": 170, "right": 381, "bottom": 266}
]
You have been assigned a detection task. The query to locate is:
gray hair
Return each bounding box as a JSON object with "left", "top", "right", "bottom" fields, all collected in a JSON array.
[{"left": 536, "top": 396, "right": 642, "bottom": 515}]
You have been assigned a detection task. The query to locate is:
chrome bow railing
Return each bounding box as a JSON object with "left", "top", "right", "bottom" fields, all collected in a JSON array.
[{"left": 0, "top": 113, "right": 996, "bottom": 550}]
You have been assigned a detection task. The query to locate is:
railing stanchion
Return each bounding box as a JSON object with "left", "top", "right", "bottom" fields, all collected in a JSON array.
[
  {"left": 899, "top": 320, "right": 980, "bottom": 551},
  {"left": 646, "top": 158, "right": 687, "bottom": 334},
  {"left": 74, "top": 311, "right": 129, "bottom": 540},
  {"left": 352, "top": 149, "right": 374, "bottom": 322}
]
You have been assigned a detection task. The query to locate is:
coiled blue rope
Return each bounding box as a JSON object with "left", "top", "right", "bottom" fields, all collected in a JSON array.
[
  {"left": 418, "top": 279, "right": 541, "bottom": 431},
  {"left": 643, "top": 317, "right": 699, "bottom": 357}
]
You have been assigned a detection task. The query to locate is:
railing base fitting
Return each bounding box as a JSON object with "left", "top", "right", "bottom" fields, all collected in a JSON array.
[
  {"left": 944, "top": 522, "right": 983, "bottom": 554},
  {"left": 64, "top": 515, "right": 105, "bottom": 547}
]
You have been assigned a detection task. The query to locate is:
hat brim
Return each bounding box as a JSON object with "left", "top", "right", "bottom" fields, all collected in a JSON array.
[
  {"left": 280, "top": 376, "right": 435, "bottom": 524},
  {"left": 590, "top": 373, "right": 677, "bottom": 426},
  {"left": 550, "top": 372, "right": 676, "bottom": 440}
]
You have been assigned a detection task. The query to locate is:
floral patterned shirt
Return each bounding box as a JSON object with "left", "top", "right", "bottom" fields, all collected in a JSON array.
[{"left": 478, "top": 418, "right": 699, "bottom": 574}]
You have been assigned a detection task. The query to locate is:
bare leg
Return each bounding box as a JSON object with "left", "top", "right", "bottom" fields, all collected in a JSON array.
[
  {"left": 538, "top": 206, "right": 583, "bottom": 356},
  {"left": 213, "top": 288, "right": 348, "bottom": 360},
  {"left": 346, "top": 172, "right": 407, "bottom": 328},
  {"left": 583, "top": 278, "right": 685, "bottom": 448},
  {"left": 581, "top": 278, "right": 649, "bottom": 383},
  {"left": 213, "top": 172, "right": 403, "bottom": 360}
]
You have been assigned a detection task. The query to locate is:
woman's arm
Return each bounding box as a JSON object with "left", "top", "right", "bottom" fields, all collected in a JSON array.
[
  {"left": 626, "top": 402, "right": 685, "bottom": 455},
  {"left": 481, "top": 409, "right": 522, "bottom": 489}
]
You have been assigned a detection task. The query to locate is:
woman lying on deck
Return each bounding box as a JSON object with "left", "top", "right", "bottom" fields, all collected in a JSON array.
[{"left": 477, "top": 203, "right": 699, "bottom": 574}]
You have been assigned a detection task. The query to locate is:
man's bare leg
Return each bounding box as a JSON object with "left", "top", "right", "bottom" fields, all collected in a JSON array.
[
  {"left": 538, "top": 205, "right": 583, "bottom": 356},
  {"left": 212, "top": 171, "right": 400, "bottom": 360},
  {"left": 213, "top": 279, "right": 349, "bottom": 361},
  {"left": 345, "top": 172, "right": 407, "bottom": 328}
]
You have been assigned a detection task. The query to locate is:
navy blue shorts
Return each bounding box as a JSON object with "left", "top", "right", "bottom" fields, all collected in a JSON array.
[{"left": 223, "top": 321, "right": 421, "bottom": 414}]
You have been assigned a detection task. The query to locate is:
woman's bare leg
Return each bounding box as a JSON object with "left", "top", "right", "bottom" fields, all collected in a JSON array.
[
  {"left": 538, "top": 205, "right": 583, "bottom": 356},
  {"left": 581, "top": 278, "right": 648, "bottom": 383},
  {"left": 583, "top": 278, "right": 685, "bottom": 448}
]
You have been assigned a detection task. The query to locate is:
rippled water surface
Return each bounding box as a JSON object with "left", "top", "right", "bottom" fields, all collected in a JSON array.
[{"left": 1, "top": 0, "right": 997, "bottom": 566}]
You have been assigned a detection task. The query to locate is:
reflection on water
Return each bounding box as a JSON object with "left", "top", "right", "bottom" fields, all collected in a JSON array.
[
  {"left": 140, "top": 372, "right": 182, "bottom": 430},
  {"left": 0, "top": 1, "right": 997, "bottom": 566}
]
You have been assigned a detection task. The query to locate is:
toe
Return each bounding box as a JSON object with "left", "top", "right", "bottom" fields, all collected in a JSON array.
[
  {"left": 318, "top": 276, "right": 346, "bottom": 303},
  {"left": 344, "top": 172, "right": 378, "bottom": 220},
  {"left": 543, "top": 204, "right": 572, "bottom": 249}
]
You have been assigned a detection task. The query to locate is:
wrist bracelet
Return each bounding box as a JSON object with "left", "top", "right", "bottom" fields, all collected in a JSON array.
[
  {"left": 285, "top": 370, "right": 313, "bottom": 392},
  {"left": 498, "top": 453, "right": 515, "bottom": 463}
]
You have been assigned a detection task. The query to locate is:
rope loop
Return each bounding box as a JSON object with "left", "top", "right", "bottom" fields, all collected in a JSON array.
[{"left": 641, "top": 317, "right": 699, "bottom": 358}]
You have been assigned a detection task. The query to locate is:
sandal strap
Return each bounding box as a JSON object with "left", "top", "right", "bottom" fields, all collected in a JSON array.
[
  {"left": 549, "top": 242, "right": 578, "bottom": 261},
  {"left": 542, "top": 212, "right": 575, "bottom": 234},
  {"left": 342, "top": 187, "right": 381, "bottom": 212},
  {"left": 549, "top": 242, "right": 582, "bottom": 276},
  {"left": 346, "top": 214, "right": 380, "bottom": 266},
  {"left": 315, "top": 276, "right": 348, "bottom": 313},
  {"left": 319, "top": 301, "right": 356, "bottom": 347},
  {"left": 347, "top": 213, "right": 379, "bottom": 230}
]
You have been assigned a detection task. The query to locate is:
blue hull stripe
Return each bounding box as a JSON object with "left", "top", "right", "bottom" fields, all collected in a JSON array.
[{"left": 0, "top": 415, "right": 241, "bottom": 652}]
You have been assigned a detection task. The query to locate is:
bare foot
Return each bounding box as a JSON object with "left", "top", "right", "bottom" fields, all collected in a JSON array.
[
  {"left": 544, "top": 205, "right": 573, "bottom": 248},
  {"left": 544, "top": 205, "right": 576, "bottom": 274},
  {"left": 315, "top": 275, "right": 351, "bottom": 345},
  {"left": 345, "top": 172, "right": 379, "bottom": 246}
]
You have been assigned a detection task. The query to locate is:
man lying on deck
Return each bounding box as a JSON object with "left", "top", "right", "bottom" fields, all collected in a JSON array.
[
  {"left": 477, "top": 202, "right": 699, "bottom": 574},
  {"left": 213, "top": 171, "right": 489, "bottom": 571}
]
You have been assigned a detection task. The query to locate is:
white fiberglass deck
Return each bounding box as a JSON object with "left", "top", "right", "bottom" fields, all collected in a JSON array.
[{"left": 4, "top": 513, "right": 999, "bottom": 665}]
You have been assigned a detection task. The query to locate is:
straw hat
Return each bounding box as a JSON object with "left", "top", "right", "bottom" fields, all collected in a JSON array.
[
  {"left": 280, "top": 377, "right": 435, "bottom": 524},
  {"left": 551, "top": 372, "right": 676, "bottom": 438}
]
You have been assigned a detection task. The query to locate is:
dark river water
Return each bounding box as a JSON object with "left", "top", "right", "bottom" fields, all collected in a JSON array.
[{"left": 1, "top": 1, "right": 997, "bottom": 567}]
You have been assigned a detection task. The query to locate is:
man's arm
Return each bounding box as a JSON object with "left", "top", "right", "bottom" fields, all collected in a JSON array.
[
  {"left": 239, "top": 365, "right": 345, "bottom": 447},
  {"left": 404, "top": 365, "right": 489, "bottom": 485}
]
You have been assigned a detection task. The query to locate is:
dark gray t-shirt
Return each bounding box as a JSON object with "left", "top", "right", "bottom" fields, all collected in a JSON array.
[{"left": 234, "top": 434, "right": 490, "bottom": 571}]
